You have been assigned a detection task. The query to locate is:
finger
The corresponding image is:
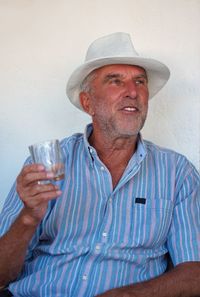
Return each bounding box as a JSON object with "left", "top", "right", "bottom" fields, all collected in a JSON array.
[
  {"left": 18, "top": 171, "right": 55, "bottom": 187},
  {"left": 25, "top": 183, "right": 59, "bottom": 197},
  {"left": 22, "top": 189, "right": 62, "bottom": 208},
  {"left": 18, "top": 180, "right": 59, "bottom": 201},
  {"left": 17, "top": 164, "right": 45, "bottom": 185},
  {"left": 21, "top": 164, "right": 46, "bottom": 175}
]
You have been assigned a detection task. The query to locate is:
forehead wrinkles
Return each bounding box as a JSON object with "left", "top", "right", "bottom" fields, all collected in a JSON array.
[
  {"left": 86, "top": 66, "right": 148, "bottom": 95},
  {"left": 103, "top": 73, "right": 124, "bottom": 83},
  {"left": 102, "top": 71, "right": 148, "bottom": 83}
]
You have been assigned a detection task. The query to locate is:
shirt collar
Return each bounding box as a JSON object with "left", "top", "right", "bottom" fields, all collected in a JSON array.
[
  {"left": 83, "top": 123, "right": 96, "bottom": 162},
  {"left": 130, "top": 133, "right": 147, "bottom": 166}
]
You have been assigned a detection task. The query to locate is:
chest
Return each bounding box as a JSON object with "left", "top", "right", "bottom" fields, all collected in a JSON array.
[
  {"left": 109, "top": 163, "right": 127, "bottom": 188},
  {"left": 39, "top": 161, "right": 175, "bottom": 253}
]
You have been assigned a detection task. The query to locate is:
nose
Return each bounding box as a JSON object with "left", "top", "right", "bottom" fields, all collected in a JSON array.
[{"left": 124, "top": 81, "right": 137, "bottom": 99}]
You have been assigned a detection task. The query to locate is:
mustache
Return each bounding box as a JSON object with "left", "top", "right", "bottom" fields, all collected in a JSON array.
[{"left": 117, "top": 98, "right": 142, "bottom": 111}]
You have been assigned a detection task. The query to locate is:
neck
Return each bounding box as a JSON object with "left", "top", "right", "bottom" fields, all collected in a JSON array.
[
  {"left": 89, "top": 126, "right": 139, "bottom": 188},
  {"left": 89, "top": 124, "right": 138, "bottom": 166},
  {"left": 89, "top": 122, "right": 138, "bottom": 157},
  {"left": 90, "top": 131, "right": 138, "bottom": 159}
]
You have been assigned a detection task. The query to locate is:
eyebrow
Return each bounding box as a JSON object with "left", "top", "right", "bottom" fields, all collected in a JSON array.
[
  {"left": 103, "top": 72, "right": 148, "bottom": 83},
  {"left": 103, "top": 73, "right": 123, "bottom": 83},
  {"left": 135, "top": 74, "right": 148, "bottom": 82}
]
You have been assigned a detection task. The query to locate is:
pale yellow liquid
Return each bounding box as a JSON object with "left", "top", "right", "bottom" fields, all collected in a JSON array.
[{"left": 53, "top": 173, "right": 65, "bottom": 181}]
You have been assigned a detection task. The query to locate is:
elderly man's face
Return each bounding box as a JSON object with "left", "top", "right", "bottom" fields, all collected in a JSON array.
[{"left": 80, "top": 64, "right": 149, "bottom": 138}]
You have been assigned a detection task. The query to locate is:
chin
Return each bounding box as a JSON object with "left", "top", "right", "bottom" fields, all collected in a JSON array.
[
  {"left": 117, "top": 123, "right": 143, "bottom": 136},
  {"left": 115, "top": 128, "right": 140, "bottom": 138}
]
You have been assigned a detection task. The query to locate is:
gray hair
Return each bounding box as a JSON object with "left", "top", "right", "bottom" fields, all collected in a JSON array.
[{"left": 80, "top": 70, "right": 97, "bottom": 93}]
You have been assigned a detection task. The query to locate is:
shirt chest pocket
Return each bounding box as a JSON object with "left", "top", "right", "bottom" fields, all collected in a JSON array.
[{"left": 129, "top": 198, "right": 173, "bottom": 248}]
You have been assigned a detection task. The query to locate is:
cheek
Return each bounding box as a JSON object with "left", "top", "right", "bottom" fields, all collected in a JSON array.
[
  {"left": 140, "top": 89, "right": 149, "bottom": 106},
  {"left": 92, "top": 92, "right": 112, "bottom": 110},
  {"left": 94, "top": 101, "right": 110, "bottom": 115},
  {"left": 143, "top": 88, "right": 149, "bottom": 100},
  {"left": 90, "top": 96, "right": 106, "bottom": 115}
]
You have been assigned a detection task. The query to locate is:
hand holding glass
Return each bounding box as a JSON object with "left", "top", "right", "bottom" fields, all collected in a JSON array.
[{"left": 29, "top": 139, "right": 65, "bottom": 181}]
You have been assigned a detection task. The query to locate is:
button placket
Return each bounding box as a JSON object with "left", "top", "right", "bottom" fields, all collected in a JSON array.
[{"left": 99, "top": 193, "right": 114, "bottom": 244}]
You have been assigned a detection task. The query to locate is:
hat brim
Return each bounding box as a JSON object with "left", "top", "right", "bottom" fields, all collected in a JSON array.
[{"left": 66, "top": 56, "right": 170, "bottom": 111}]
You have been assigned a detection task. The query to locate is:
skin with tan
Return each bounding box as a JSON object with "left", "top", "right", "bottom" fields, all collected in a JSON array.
[
  {"left": 80, "top": 64, "right": 148, "bottom": 188},
  {"left": 0, "top": 64, "right": 199, "bottom": 296}
]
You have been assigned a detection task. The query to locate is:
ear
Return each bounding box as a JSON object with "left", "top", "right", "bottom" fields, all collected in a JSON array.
[{"left": 79, "top": 92, "right": 94, "bottom": 116}]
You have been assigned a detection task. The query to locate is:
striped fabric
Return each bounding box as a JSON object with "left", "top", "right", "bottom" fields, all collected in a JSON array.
[{"left": 0, "top": 124, "right": 199, "bottom": 297}]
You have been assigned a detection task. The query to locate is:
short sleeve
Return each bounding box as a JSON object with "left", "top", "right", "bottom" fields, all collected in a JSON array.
[
  {"left": 0, "top": 157, "right": 41, "bottom": 260},
  {"left": 0, "top": 182, "right": 24, "bottom": 237},
  {"left": 167, "top": 160, "right": 200, "bottom": 266}
]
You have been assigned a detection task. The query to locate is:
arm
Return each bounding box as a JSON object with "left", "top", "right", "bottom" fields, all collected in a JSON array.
[
  {"left": 96, "top": 261, "right": 200, "bottom": 297},
  {"left": 0, "top": 164, "right": 62, "bottom": 288}
]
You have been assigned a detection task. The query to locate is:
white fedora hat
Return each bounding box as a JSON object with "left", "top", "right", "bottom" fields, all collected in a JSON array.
[{"left": 66, "top": 32, "right": 170, "bottom": 111}]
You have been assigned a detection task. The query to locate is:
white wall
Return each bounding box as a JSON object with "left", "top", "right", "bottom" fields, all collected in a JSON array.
[{"left": 0, "top": 0, "right": 199, "bottom": 210}]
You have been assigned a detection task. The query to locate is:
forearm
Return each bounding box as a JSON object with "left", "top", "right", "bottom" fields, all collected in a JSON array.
[
  {"left": 131, "top": 262, "right": 200, "bottom": 297},
  {"left": 0, "top": 164, "right": 61, "bottom": 288},
  {"left": 0, "top": 208, "right": 39, "bottom": 287},
  {"left": 97, "top": 262, "right": 200, "bottom": 297}
]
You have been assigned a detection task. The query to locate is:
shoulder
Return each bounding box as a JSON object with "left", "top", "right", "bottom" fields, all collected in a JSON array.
[
  {"left": 144, "top": 139, "right": 191, "bottom": 162},
  {"left": 144, "top": 139, "right": 181, "bottom": 156},
  {"left": 143, "top": 139, "right": 199, "bottom": 183},
  {"left": 60, "top": 132, "right": 84, "bottom": 150}
]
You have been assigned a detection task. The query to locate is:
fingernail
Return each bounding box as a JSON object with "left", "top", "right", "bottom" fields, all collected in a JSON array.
[
  {"left": 47, "top": 172, "right": 54, "bottom": 178},
  {"left": 38, "top": 165, "right": 45, "bottom": 171},
  {"left": 56, "top": 190, "right": 62, "bottom": 196}
]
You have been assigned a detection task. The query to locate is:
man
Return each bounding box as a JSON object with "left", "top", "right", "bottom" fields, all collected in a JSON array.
[{"left": 0, "top": 32, "right": 199, "bottom": 297}]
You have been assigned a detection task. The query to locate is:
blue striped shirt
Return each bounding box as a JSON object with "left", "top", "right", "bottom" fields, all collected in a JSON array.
[{"left": 0, "top": 124, "right": 200, "bottom": 297}]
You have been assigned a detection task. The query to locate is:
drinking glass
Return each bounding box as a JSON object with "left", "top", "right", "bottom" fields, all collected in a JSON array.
[{"left": 29, "top": 139, "right": 65, "bottom": 181}]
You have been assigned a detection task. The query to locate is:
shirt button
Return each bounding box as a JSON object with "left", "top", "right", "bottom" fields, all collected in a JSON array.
[
  {"left": 82, "top": 274, "right": 87, "bottom": 281},
  {"left": 100, "top": 166, "right": 105, "bottom": 171},
  {"left": 102, "top": 232, "right": 107, "bottom": 237},
  {"left": 109, "top": 198, "right": 112, "bottom": 203},
  {"left": 89, "top": 148, "right": 93, "bottom": 153},
  {"left": 95, "top": 245, "right": 101, "bottom": 251}
]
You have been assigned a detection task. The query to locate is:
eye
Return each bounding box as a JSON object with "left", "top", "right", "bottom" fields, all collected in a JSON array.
[
  {"left": 135, "top": 78, "right": 147, "bottom": 86},
  {"left": 135, "top": 79, "right": 145, "bottom": 85},
  {"left": 111, "top": 78, "right": 123, "bottom": 86}
]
